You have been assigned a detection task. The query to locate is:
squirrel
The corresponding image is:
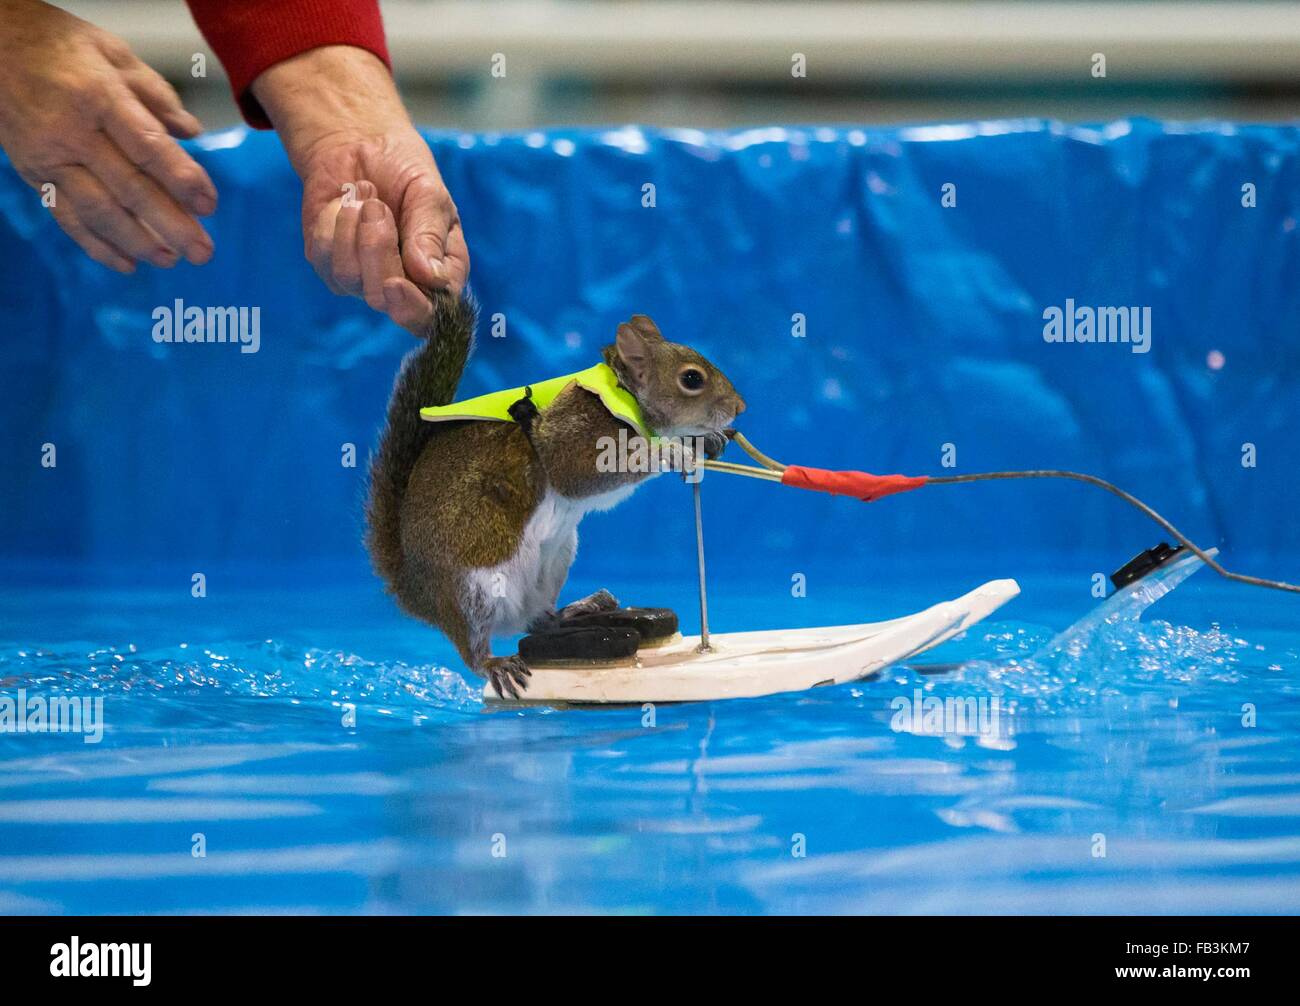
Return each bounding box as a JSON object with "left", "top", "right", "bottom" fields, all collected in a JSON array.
[{"left": 366, "top": 290, "right": 746, "bottom": 699}]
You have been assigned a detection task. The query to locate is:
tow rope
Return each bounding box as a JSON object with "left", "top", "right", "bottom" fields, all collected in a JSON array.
[{"left": 700, "top": 432, "right": 1300, "bottom": 596}]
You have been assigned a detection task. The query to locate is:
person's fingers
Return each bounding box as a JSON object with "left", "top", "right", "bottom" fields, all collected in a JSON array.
[
  {"left": 382, "top": 278, "right": 435, "bottom": 334},
  {"left": 329, "top": 180, "right": 375, "bottom": 295},
  {"left": 123, "top": 63, "right": 203, "bottom": 139},
  {"left": 55, "top": 165, "right": 179, "bottom": 267},
  {"left": 86, "top": 133, "right": 212, "bottom": 265},
  {"left": 439, "top": 217, "right": 471, "bottom": 295},
  {"left": 48, "top": 199, "right": 135, "bottom": 273},
  {"left": 100, "top": 85, "right": 217, "bottom": 216},
  {"left": 357, "top": 198, "right": 407, "bottom": 311},
  {"left": 95, "top": 29, "right": 140, "bottom": 71},
  {"left": 395, "top": 173, "right": 457, "bottom": 291},
  {"left": 361, "top": 198, "right": 441, "bottom": 336},
  {"left": 330, "top": 202, "right": 363, "bottom": 295},
  {"left": 307, "top": 200, "right": 345, "bottom": 294},
  {"left": 300, "top": 170, "right": 345, "bottom": 247}
]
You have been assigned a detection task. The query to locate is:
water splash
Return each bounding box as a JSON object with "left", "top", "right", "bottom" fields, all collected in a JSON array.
[
  {"left": 948, "top": 550, "right": 1251, "bottom": 710},
  {"left": 0, "top": 639, "right": 481, "bottom": 714}
]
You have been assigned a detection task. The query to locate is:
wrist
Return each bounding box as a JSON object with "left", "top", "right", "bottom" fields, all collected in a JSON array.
[
  {"left": 251, "top": 45, "right": 409, "bottom": 169},
  {"left": 0, "top": 0, "right": 50, "bottom": 26}
]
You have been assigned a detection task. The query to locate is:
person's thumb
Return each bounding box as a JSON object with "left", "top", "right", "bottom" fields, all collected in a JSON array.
[{"left": 397, "top": 174, "right": 456, "bottom": 292}]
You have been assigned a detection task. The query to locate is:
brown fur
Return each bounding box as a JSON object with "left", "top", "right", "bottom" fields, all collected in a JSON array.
[{"left": 367, "top": 297, "right": 744, "bottom": 698}]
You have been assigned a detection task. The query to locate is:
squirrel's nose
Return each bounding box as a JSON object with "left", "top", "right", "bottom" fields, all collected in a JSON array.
[{"left": 733, "top": 397, "right": 746, "bottom": 416}]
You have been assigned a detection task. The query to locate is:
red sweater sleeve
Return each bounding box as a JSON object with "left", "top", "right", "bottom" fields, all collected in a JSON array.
[{"left": 185, "top": 0, "right": 392, "bottom": 129}]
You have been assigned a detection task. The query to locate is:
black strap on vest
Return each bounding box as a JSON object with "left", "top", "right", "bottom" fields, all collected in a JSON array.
[{"left": 507, "top": 385, "right": 540, "bottom": 438}]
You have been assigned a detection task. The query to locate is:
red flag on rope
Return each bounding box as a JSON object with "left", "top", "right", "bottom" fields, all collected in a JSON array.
[{"left": 779, "top": 465, "right": 930, "bottom": 502}]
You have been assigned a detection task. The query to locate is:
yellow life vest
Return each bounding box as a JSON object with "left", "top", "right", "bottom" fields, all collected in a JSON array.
[{"left": 419, "top": 362, "right": 652, "bottom": 437}]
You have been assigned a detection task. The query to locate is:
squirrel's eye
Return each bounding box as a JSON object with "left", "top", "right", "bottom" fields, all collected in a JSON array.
[{"left": 678, "top": 368, "right": 706, "bottom": 393}]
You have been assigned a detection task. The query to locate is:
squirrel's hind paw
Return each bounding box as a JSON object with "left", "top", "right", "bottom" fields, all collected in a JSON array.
[
  {"left": 484, "top": 654, "right": 531, "bottom": 699},
  {"left": 558, "top": 588, "right": 619, "bottom": 620}
]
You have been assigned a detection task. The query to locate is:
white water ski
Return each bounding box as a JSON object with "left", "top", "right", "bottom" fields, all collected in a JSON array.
[{"left": 486, "top": 578, "right": 1020, "bottom": 704}]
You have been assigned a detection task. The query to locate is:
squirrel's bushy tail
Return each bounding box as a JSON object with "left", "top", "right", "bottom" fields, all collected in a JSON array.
[{"left": 365, "top": 289, "right": 477, "bottom": 589}]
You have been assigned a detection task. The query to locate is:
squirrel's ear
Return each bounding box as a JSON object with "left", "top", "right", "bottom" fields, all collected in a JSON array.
[
  {"left": 616, "top": 321, "right": 656, "bottom": 389},
  {"left": 626, "top": 315, "right": 663, "bottom": 342}
]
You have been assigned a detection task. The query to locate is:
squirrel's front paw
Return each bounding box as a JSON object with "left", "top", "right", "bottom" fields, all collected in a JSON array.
[
  {"left": 484, "top": 655, "right": 531, "bottom": 699},
  {"left": 664, "top": 439, "right": 699, "bottom": 474},
  {"left": 702, "top": 431, "right": 728, "bottom": 460}
]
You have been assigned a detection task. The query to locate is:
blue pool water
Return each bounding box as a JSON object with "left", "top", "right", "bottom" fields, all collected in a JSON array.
[{"left": 3, "top": 555, "right": 1299, "bottom": 915}]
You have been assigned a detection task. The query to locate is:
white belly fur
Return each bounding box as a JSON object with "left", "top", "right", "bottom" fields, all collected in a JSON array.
[{"left": 465, "top": 482, "right": 642, "bottom": 637}]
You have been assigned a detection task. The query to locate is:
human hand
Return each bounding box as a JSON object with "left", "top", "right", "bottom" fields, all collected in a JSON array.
[
  {"left": 252, "top": 46, "right": 469, "bottom": 335},
  {"left": 0, "top": 0, "right": 216, "bottom": 272}
]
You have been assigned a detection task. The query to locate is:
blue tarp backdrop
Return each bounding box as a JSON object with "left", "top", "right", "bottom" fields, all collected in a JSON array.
[{"left": 2, "top": 119, "right": 1298, "bottom": 584}]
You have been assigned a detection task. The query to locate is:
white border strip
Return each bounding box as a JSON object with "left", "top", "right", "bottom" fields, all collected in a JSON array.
[{"left": 65, "top": 1, "right": 1300, "bottom": 82}]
